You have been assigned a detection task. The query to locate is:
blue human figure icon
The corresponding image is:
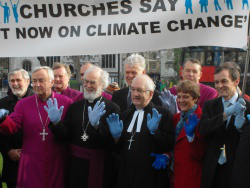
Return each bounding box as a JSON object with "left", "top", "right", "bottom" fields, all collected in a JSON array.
[
  {"left": 199, "top": 0, "right": 208, "bottom": 12},
  {"left": 10, "top": 0, "right": 19, "bottom": 23},
  {"left": 214, "top": 0, "right": 222, "bottom": 11},
  {"left": 224, "top": 0, "right": 233, "bottom": 10},
  {"left": 185, "top": 0, "right": 193, "bottom": 14},
  {"left": 0, "top": 1, "right": 10, "bottom": 23},
  {"left": 242, "top": 0, "right": 249, "bottom": 9}
]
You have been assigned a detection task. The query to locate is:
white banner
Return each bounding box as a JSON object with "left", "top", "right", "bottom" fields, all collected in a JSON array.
[{"left": 0, "top": 0, "right": 248, "bottom": 57}]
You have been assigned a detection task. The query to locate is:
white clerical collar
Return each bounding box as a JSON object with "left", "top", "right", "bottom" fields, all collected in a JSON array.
[
  {"left": 127, "top": 109, "right": 144, "bottom": 133},
  {"left": 56, "top": 92, "right": 61, "bottom": 94}
]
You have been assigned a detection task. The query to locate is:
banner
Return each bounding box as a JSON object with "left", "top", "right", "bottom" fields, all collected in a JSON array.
[{"left": 0, "top": 0, "right": 248, "bottom": 57}]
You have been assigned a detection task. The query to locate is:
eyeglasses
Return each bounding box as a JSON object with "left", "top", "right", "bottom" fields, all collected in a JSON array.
[
  {"left": 131, "top": 88, "right": 150, "bottom": 94},
  {"left": 32, "top": 79, "right": 47, "bottom": 85},
  {"left": 83, "top": 79, "right": 99, "bottom": 86}
]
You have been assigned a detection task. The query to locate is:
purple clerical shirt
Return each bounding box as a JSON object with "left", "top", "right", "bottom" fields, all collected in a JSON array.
[
  {"left": 169, "top": 83, "right": 217, "bottom": 109},
  {"left": 54, "top": 87, "right": 82, "bottom": 102}
]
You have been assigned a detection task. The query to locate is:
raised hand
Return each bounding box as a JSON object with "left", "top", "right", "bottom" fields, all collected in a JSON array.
[
  {"left": 147, "top": 108, "right": 162, "bottom": 134},
  {"left": 0, "top": 109, "right": 9, "bottom": 119},
  {"left": 184, "top": 114, "right": 200, "bottom": 137},
  {"left": 151, "top": 153, "right": 169, "bottom": 170},
  {"left": 88, "top": 101, "right": 106, "bottom": 127},
  {"left": 225, "top": 98, "right": 246, "bottom": 117},
  {"left": 106, "top": 113, "right": 123, "bottom": 139},
  {"left": 44, "top": 98, "right": 64, "bottom": 123},
  {"left": 159, "top": 90, "right": 179, "bottom": 115}
]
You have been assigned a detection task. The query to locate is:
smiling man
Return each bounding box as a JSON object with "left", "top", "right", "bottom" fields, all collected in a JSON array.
[
  {"left": 0, "top": 69, "right": 34, "bottom": 188},
  {"left": 198, "top": 65, "right": 250, "bottom": 188},
  {"left": 112, "top": 53, "right": 162, "bottom": 112}
]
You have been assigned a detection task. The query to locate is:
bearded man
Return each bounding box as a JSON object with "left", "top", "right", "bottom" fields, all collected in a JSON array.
[{"left": 48, "top": 65, "right": 120, "bottom": 188}]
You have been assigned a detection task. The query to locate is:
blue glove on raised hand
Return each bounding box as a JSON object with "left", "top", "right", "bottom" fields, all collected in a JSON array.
[
  {"left": 151, "top": 153, "right": 169, "bottom": 170},
  {"left": 159, "top": 90, "right": 179, "bottom": 115},
  {"left": 44, "top": 98, "right": 64, "bottom": 123},
  {"left": 0, "top": 109, "right": 9, "bottom": 119},
  {"left": 184, "top": 114, "right": 200, "bottom": 137},
  {"left": 225, "top": 98, "right": 246, "bottom": 117},
  {"left": 88, "top": 101, "right": 106, "bottom": 127},
  {"left": 147, "top": 108, "right": 162, "bottom": 135},
  {"left": 234, "top": 114, "right": 246, "bottom": 130},
  {"left": 106, "top": 113, "right": 123, "bottom": 139}
]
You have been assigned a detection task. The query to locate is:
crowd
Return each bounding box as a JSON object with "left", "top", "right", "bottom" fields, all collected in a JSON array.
[{"left": 0, "top": 53, "right": 249, "bottom": 188}]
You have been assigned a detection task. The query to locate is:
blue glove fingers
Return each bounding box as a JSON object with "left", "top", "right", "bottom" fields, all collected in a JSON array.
[
  {"left": 147, "top": 113, "right": 151, "bottom": 123},
  {"left": 247, "top": 114, "right": 250, "bottom": 121},
  {"left": 93, "top": 101, "right": 100, "bottom": 110},
  {"left": 47, "top": 98, "right": 53, "bottom": 109},
  {"left": 158, "top": 95, "right": 164, "bottom": 104},
  {"left": 152, "top": 160, "right": 158, "bottom": 169},
  {"left": 59, "top": 106, "right": 64, "bottom": 115},
  {"left": 114, "top": 114, "right": 119, "bottom": 122},
  {"left": 44, "top": 106, "right": 49, "bottom": 113},
  {"left": 119, "top": 120, "right": 123, "bottom": 130},
  {"left": 96, "top": 102, "right": 105, "bottom": 111},
  {"left": 238, "top": 98, "right": 246, "bottom": 106},
  {"left": 88, "top": 106, "right": 92, "bottom": 114},
  {"left": 53, "top": 98, "right": 58, "bottom": 109},
  {"left": 106, "top": 117, "right": 111, "bottom": 126},
  {"left": 99, "top": 110, "right": 106, "bottom": 117}
]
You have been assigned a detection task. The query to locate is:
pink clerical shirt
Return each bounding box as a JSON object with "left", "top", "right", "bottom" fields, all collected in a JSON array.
[{"left": 0, "top": 92, "right": 72, "bottom": 188}]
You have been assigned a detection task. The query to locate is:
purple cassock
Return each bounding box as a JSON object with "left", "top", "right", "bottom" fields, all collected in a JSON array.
[
  {"left": 170, "top": 83, "right": 217, "bottom": 109},
  {"left": 0, "top": 92, "right": 72, "bottom": 188},
  {"left": 54, "top": 87, "right": 83, "bottom": 102}
]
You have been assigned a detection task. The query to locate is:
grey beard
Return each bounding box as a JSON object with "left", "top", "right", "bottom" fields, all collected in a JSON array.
[{"left": 84, "top": 87, "right": 102, "bottom": 101}]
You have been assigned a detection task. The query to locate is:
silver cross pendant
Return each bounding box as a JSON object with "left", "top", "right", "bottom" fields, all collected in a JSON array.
[{"left": 81, "top": 132, "right": 89, "bottom": 141}]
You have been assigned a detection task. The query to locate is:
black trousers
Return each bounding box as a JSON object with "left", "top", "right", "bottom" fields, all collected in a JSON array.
[{"left": 212, "top": 163, "right": 230, "bottom": 188}]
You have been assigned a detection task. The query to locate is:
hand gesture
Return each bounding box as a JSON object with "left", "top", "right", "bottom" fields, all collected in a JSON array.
[
  {"left": 184, "top": 114, "right": 200, "bottom": 137},
  {"left": 151, "top": 153, "right": 169, "bottom": 170},
  {"left": 159, "top": 90, "right": 179, "bottom": 115},
  {"left": 88, "top": 101, "right": 106, "bottom": 127},
  {"left": 235, "top": 115, "right": 246, "bottom": 130},
  {"left": 106, "top": 113, "right": 123, "bottom": 139},
  {"left": 0, "top": 109, "right": 9, "bottom": 119},
  {"left": 44, "top": 98, "right": 64, "bottom": 123},
  {"left": 225, "top": 98, "right": 246, "bottom": 117},
  {"left": 147, "top": 108, "right": 162, "bottom": 134}
]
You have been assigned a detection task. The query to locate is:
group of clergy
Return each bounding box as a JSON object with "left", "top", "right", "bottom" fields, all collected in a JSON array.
[{"left": 0, "top": 54, "right": 249, "bottom": 188}]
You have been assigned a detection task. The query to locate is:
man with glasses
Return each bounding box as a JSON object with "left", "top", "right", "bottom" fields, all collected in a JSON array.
[
  {"left": 48, "top": 65, "right": 120, "bottom": 188},
  {"left": 112, "top": 53, "right": 162, "bottom": 112},
  {"left": 106, "top": 74, "right": 174, "bottom": 188},
  {"left": 0, "top": 69, "right": 34, "bottom": 188},
  {"left": 0, "top": 66, "right": 72, "bottom": 188},
  {"left": 52, "top": 63, "right": 82, "bottom": 102}
]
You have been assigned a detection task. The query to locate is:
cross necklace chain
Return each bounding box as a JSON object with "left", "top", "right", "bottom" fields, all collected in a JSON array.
[{"left": 36, "top": 96, "right": 49, "bottom": 141}]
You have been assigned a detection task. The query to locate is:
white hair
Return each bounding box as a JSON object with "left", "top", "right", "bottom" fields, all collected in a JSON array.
[
  {"left": 84, "top": 65, "right": 109, "bottom": 89},
  {"left": 8, "top": 68, "right": 30, "bottom": 81},
  {"left": 133, "top": 74, "right": 155, "bottom": 91},
  {"left": 124, "top": 53, "right": 146, "bottom": 70},
  {"left": 32, "top": 66, "right": 54, "bottom": 82}
]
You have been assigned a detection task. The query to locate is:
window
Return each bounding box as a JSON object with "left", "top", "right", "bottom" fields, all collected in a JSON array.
[
  {"left": 22, "top": 60, "right": 32, "bottom": 72},
  {"left": 102, "top": 54, "right": 116, "bottom": 68},
  {"left": 46, "top": 56, "right": 60, "bottom": 67}
]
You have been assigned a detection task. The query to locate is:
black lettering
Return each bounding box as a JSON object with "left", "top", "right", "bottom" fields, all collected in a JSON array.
[
  {"left": 16, "top": 28, "right": 26, "bottom": 39},
  {"left": 107, "top": 1, "right": 119, "bottom": 15},
  {"left": 120, "top": 0, "right": 132, "bottom": 14},
  {"left": 180, "top": 19, "right": 192, "bottom": 30},
  {"left": 167, "top": 20, "right": 179, "bottom": 31},
  {"left": 140, "top": 0, "right": 151, "bottom": 13},
  {"left": 113, "top": 23, "right": 126, "bottom": 35},
  {"left": 98, "top": 25, "right": 106, "bottom": 36},
  {"left": 138, "top": 22, "right": 148, "bottom": 34},
  {"left": 64, "top": 4, "right": 77, "bottom": 17},
  {"left": 48, "top": 4, "right": 62, "bottom": 17},
  {"left": 70, "top": 26, "right": 80, "bottom": 37},
  {"left": 87, "top": 25, "right": 96, "bottom": 36},
  {"left": 34, "top": 4, "right": 47, "bottom": 18},
  {"left": 20, "top": 5, "right": 32, "bottom": 19},
  {"left": 39, "top": 27, "right": 53, "bottom": 38},
  {"left": 28, "top": 27, "right": 38, "bottom": 39},
  {"left": 127, "top": 23, "right": 139, "bottom": 35},
  {"left": 207, "top": 16, "right": 219, "bottom": 27},
  {"left": 0, "top": 28, "right": 9, "bottom": 39},
  {"left": 78, "top": 4, "right": 91, "bottom": 16},
  {"left": 194, "top": 18, "right": 206, "bottom": 29},
  {"left": 153, "top": 0, "right": 167, "bottom": 12},
  {"left": 168, "top": 0, "right": 178, "bottom": 11},
  {"left": 221, "top": 15, "right": 233, "bottom": 27},
  {"left": 235, "top": 15, "right": 244, "bottom": 28},
  {"left": 92, "top": 3, "right": 105, "bottom": 16},
  {"left": 58, "top": 26, "right": 69, "bottom": 37},
  {"left": 150, "top": 22, "right": 161, "bottom": 33},
  {"left": 108, "top": 24, "right": 112, "bottom": 35}
]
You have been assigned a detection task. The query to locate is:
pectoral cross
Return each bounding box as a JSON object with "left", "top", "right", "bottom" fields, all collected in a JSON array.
[
  {"left": 127, "top": 136, "right": 135, "bottom": 150},
  {"left": 40, "top": 128, "right": 48, "bottom": 141},
  {"left": 220, "top": 144, "right": 226, "bottom": 157},
  {"left": 81, "top": 132, "right": 89, "bottom": 141}
]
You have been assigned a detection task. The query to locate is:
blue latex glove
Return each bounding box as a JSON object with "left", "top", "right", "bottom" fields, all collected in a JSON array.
[
  {"left": 184, "top": 114, "right": 200, "bottom": 137},
  {"left": 225, "top": 98, "right": 246, "bottom": 117},
  {"left": 159, "top": 90, "right": 179, "bottom": 115},
  {"left": 106, "top": 113, "right": 123, "bottom": 139},
  {"left": 88, "top": 101, "right": 106, "bottom": 127},
  {"left": 235, "top": 115, "right": 246, "bottom": 130},
  {"left": 247, "top": 114, "right": 250, "bottom": 121},
  {"left": 147, "top": 108, "right": 162, "bottom": 135},
  {"left": 0, "top": 109, "right": 9, "bottom": 119},
  {"left": 44, "top": 98, "right": 64, "bottom": 123},
  {"left": 151, "top": 153, "right": 169, "bottom": 170}
]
